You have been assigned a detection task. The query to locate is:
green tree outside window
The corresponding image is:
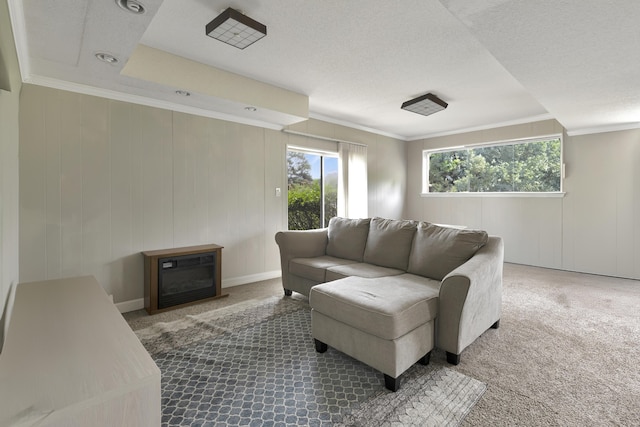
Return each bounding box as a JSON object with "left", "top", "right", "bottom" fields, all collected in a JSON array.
[
  {"left": 427, "top": 137, "right": 561, "bottom": 193},
  {"left": 287, "top": 150, "right": 338, "bottom": 230}
]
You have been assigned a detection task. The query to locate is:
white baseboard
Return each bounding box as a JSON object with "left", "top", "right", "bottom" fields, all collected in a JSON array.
[
  {"left": 115, "top": 271, "right": 282, "bottom": 314},
  {"left": 116, "top": 298, "right": 145, "bottom": 313},
  {"left": 222, "top": 270, "right": 281, "bottom": 288}
]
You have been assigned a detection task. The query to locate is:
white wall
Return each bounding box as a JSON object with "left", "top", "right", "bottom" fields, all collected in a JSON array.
[
  {"left": 0, "top": 86, "right": 19, "bottom": 317},
  {"left": 0, "top": 0, "right": 21, "bottom": 347},
  {"left": 18, "top": 85, "right": 407, "bottom": 307},
  {"left": 407, "top": 119, "right": 640, "bottom": 280},
  {"left": 562, "top": 129, "right": 640, "bottom": 279}
]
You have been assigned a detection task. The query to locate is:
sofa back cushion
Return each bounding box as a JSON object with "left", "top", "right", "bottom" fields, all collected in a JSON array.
[
  {"left": 407, "top": 222, "right": 488, "bottom": 280},
  {"left": 363, "top": 217, "right": 417, "bottom": 270},
  {"left": 326, "top": 217, "right": 371, "bottom": 262}
]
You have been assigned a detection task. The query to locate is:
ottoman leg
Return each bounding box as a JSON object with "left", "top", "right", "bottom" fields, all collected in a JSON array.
[
  {"left": 418, "top": 351, "right": 431, "bottom": 365},
  {"left": 446, "top": 351, "right": 461, "bottom": 365},
  {"left": 384, "top": 374, "right": 401, "bottom": 392},
  {"left": 314, "top": 339, "right": 328, "bottom": 353}
]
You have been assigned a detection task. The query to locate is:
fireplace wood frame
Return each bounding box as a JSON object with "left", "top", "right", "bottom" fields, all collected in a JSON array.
[{"left": 143, "top": 244, "right": 228, "bottom": 315}]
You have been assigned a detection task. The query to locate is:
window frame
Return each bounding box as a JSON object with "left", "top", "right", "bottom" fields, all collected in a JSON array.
[
  {"left": 286, "top": 145, "right": 339, "bottom": 229},
  {"left": 421, "top": 134, "right": 565, "bottom": 197}
]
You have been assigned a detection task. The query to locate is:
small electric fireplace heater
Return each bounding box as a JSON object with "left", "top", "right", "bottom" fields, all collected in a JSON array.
[{"left": 143, "top": 244, "right": 227, "bottom": 314}]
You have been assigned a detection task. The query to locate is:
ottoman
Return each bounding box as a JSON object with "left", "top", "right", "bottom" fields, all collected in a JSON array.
[{"left": 309, "top": 276, "right": 438, "bottom": 391}]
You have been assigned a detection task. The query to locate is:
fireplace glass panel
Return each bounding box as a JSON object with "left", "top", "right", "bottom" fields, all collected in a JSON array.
[{"left": 158, "top": 253, "right": 216, "bottom": 309}]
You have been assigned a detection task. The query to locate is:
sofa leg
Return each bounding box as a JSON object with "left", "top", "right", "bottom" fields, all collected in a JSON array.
[
  {"left": 314, "top": 339, "right": 328, "bottom": 353},
  {"left": 284, "top": 289, "right": 292, "bottom": 296},
  {"left": 418, "top": 351, "right": 431, "bottom": 366},
  {"left": 446, "top": 352, "right": 461, "bottom": 365},
  {"left": 384, "top": 374, "right": 400, "bottom": 392},
  {"left": 491, "top": 319, "right": 500, "bottom": 329}
]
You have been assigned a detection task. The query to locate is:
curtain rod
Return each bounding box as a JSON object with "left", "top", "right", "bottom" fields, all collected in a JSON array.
[{"left": 281, "top": 129, "right": 368, "bottom": 147}]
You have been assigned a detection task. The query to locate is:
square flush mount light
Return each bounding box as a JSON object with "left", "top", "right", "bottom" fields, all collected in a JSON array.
[
  {"left": 206, "top": 7, "right": 267, "bottom": 49},
  {"left": 401, "top": 93, "right": 448, "bottom": 117}
]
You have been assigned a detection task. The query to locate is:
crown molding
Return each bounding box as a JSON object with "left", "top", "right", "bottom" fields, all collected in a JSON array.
[
  {"left": 408, "top": 113, "right": 555, "bottom": 141},
  {"left": 309, "top": 112, "right": 408, "bottom": 141},
  {"left": 6, "top": 0, "right": 29, "bottom": 80},
  {"left": 566, "top": 122, "right": 640, "bottom": 136}
]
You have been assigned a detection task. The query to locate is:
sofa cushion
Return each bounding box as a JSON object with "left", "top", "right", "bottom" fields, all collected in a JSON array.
[
  {"left": 289, "top": 256, "right": 358, "bottom": 282},
  {"left": 326, "top": 217, "right": 371, "bottom": 262},
  {"left": 309, "top": 276, "right": 438, "bottom": 341},
  {"left": 363, "top": 217, "right": 417, "bottom": 270},
  {"left": 394, "top": 273, "right": 442, "bottom": 293},
  {"left": 325, "top": 263, "right": 405, "bottom": 281},
  {"left": 407, "top": 222, "right": 488, "bottom": 280}
]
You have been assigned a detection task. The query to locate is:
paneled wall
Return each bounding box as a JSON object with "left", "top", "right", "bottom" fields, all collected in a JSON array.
[
  {"left": 18, "top": 85, "right": 407, "bottom": 308},
  {"left": 0, "top": 0, "right": 21, "bottom": 346},
  {"left": 0, "top": 87, "right": 20, "bottom": 343},
  {"left": 561, "top": 130, "right": 640, "bottom": 279},
  {"left": 407, "top": 119, "right": 640, "bottom": 280}
]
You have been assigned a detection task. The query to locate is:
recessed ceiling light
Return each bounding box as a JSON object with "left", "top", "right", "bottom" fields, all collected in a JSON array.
[
  {"left": 245, "top": 106, "right": 257, "bottom": 112},
  {"left": 95, "top": 52, "right": 119, "bottom": 64},
  {"left": 116, "top": 0, "right": 145, "bottom": 14},
  {"left": 175, "top": 90, "right": 191, "bottom": 97}
]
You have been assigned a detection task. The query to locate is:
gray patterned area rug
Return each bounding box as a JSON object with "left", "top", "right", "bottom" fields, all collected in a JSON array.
[{"left": 135, "top": 297, "right": 486, "bottom": 427}]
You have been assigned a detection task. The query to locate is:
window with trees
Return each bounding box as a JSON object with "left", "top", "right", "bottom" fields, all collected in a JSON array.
[
  {"left": 287, "top": 149, "right": 338, "bottom": 230},
  {"left": 424, "top": 136, "right": 562, "bottom": 194}
]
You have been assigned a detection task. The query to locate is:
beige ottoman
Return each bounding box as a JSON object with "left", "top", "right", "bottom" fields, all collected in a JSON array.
[{"left": 309, "top": 276, "right": 438, "bottom": 391}]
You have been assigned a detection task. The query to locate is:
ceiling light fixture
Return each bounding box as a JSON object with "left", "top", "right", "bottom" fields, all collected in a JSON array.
[
  {"left": 116, "top": 0, "right": 145, "bottom": 14},
  {"left": 205, "top": 7, "right": 267, "bottom": 50},
  {"left": 401, "top": 93, "right": 448, "bottom": 117},
  {"left": 95, "top": 52, "right": 119, "bottom": 64}
]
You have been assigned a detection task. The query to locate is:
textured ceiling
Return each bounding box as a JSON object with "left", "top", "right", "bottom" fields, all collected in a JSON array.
[
  {"left": 441, "top": 0, "right": 640, "bottom": 135},
  {"left": 7, "top": 0, "right": 640, "bottom": 139}
]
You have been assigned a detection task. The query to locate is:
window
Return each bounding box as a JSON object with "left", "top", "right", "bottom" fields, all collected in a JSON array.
[
  {"left": 287, "top": 148, "right": 338, "bottom": 230},
  {"left": 423, "top": 136, "right": 562, "bottom": 194}
]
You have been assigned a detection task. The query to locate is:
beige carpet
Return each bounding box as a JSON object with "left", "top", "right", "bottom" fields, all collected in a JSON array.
[
  {"left": 124, "top": 263, "right": 640, "bottom": 426},
  {"left": 457, "top": 263, "right": 640, "bottom": 426}
]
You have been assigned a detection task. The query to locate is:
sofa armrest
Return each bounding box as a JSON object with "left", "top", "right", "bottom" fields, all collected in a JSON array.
[
  {"left": 437, "top": 236, "right": 504, "bottom": 355},
  {"left": 275, "top": 228, "right": 329, "bottom": 290}
]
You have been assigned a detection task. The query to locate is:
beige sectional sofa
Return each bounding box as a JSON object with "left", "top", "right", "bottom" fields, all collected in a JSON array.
[{"left": 275, "top": 217, "right": 504, "bottom": 368}]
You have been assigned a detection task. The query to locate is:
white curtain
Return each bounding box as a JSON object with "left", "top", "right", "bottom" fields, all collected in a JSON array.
[{"left": 338, "top": 142, "right": 368, "bottom": 218}]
